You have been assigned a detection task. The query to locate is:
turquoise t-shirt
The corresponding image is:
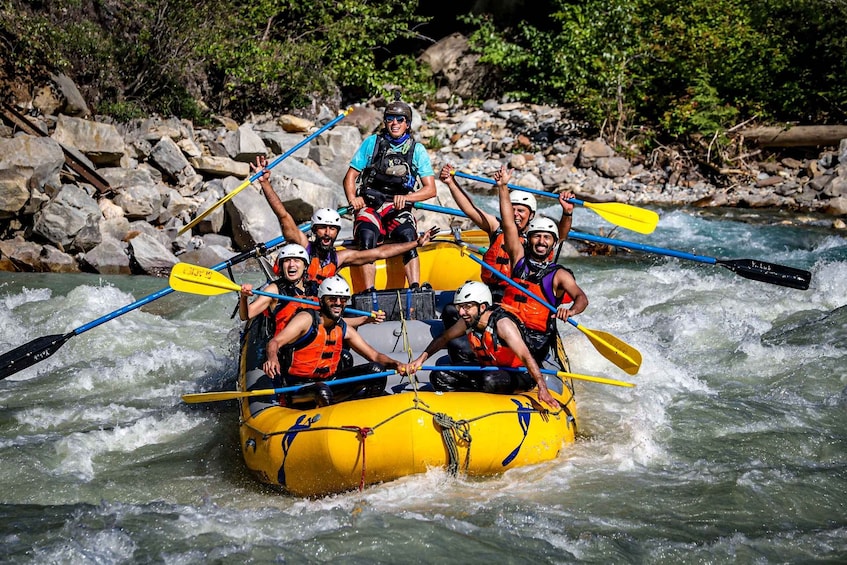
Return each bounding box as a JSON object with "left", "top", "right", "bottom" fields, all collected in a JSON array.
[{"left": 349, "top": 134, "right": 434, "bottom": 179}]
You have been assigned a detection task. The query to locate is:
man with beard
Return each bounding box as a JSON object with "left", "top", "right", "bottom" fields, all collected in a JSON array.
[
  {"left": 238, "top": 243, "right": 384, "bottom": 332},
  {"left": 496, "top": 166, "right": 589, "bottom": 365},
  {"left": 262, "top": 276, "right": 406, "bottom": 407},
  {"left": 343, "top": 97, "right": 437, "bottom": 292},
  {"left": 439, "top": 163, "right": 575, "bottom": 302},
  {"left": 407, "top": 281, "right": 559, "bottom": 409},
  {"left": 252, "top": 157, "right": 436, "bottom": 288}
]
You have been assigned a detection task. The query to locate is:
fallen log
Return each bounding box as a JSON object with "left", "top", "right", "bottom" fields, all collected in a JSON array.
[{"left": 740, "top": 125, "right": 847, "bottom": 148}]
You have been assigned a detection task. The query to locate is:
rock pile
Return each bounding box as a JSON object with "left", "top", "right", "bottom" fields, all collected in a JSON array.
[{"left": 1, "top": 84, "right": 846, "bottom": 275}]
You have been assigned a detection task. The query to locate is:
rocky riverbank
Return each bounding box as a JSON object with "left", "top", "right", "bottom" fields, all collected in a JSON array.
[{"left": 1, "top": 85, "right": 846, "bottom": 276}]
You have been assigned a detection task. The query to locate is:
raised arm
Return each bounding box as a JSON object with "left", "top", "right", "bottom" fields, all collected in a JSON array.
[
  {"left": 337, "top": 226, "right": 437, "bottom": 267},
  {"left": 252, "top": 156, "right": 308, "bottom": 247},
  {"left": 496, "top": 317, "right": 558, "bottom": 409},
  {"left": 495, "top": 166, "right": 524, "bottom": 267},
  {"left": 440, "top": 164, "right": 498, "bottom": 234},
  {"left": 557, "top": 190, "right": 575, "bottom": 240}
]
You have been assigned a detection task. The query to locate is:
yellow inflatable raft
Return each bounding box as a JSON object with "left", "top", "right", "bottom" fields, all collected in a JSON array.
[
  {"left": 237, "top": 316, "right": 578, "bottom": 498},
  {"left": 339, "top": 231, "right": 490, "bottom": 293}
]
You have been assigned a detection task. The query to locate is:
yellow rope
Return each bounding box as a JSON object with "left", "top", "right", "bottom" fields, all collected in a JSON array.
[{"left": 397, "top": 290, "right": 420, "bottom": 395}]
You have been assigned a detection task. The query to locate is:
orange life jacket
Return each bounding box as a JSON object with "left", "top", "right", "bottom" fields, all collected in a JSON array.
[
  {"left": 481, "top": 229, "right": 556, "bottom": 291},
  {"left": 466, "top": 306, "right": 524, "bottom": 368},
  {"left": 305, "top": 243, "right": 338, "bottom": 284},
  {"left": 272, "top": 293, "right": 319, "bottom": 336},
  {"left": 282, "top": 310, "right": 347, "bottom": 379},
  {"left": 501, "top": 258, "right": 573, "bottom": 332},
  {"left": 481, "top": 229, "right": 517, "bottom": 288}
]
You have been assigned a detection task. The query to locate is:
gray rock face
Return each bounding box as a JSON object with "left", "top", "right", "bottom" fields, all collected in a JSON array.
[
  {"left": 83, "top": 237, "right": 131, "bottom": 275},
  {"left": 51, "top": 115, "right": 125, "bottom": 165},
  {"left": 0, "top": 136, "right": 65, "bottom": 217},
  {"left": 33, "top": 184, "right": 104, "bottom": 251},
  {"left": 127, "top": 233, "right": 179, "bottom": 275}
]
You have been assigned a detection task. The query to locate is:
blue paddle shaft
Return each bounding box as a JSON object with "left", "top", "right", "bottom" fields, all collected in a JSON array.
[
  {"left": 265, "top": 370, "right": 396, "bottom": 395},
  {"left": 251, "top": 290, "right": 374, "bottom": 318},
  {"left": 416, "top": 201, "right": 718, "bottom": 267},
  {"left": 247, "top": 111, "right": 348, "bottom": 184},
  {"left": 454, "top": 170, "right": 583, "bottom": 206},
  {"left": 568, "top": 230, "right": 717, "bottom": 264}
]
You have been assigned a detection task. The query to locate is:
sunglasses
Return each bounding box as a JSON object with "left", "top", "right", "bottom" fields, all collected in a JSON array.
[{"left": 384, "top": 115, "right": 407, "bottom": 123}]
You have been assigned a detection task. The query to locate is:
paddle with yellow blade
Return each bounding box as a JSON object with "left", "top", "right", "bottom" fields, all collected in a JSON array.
[
  {"left": 182, "top": 370, "right": 398, "bottom": 404},
  {"left": 178, "top": 107, "right": 353, "bottom": 235},
  {"left": 0, "top": 209, "right": 346, "bottom": 381},
  {"left": 420, "top": 365, "right": 634, "bottom": 388},
  {"left": 168, "top": 263, "right": 380, "bottom": 318},
  {"left": 453, "top": 170, "right": 659, "bottom": 234},
  {"left": 459, "top": 247, "right": 642, "bottom": 375}
]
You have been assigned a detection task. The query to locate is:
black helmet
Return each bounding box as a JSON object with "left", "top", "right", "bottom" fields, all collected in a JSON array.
[{"left": 384, "top": 100, "right": 413, "bottom": 124}]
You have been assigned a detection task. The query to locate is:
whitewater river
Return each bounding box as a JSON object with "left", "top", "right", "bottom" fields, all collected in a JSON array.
[{"left": 1, "top": 206, "right": 845, "bottom": 563}]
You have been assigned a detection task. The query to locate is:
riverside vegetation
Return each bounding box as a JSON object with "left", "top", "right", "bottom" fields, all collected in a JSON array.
[{"left": 1, "top": 1, "right": 846, "bottom": 275}]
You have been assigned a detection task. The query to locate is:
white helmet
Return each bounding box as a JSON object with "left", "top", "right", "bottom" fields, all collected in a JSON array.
[
  {"left": 526, "top": 216, "right": 558, "bottom": 241},
  {"left": 509, "top": 190, "right": 537, "bottom": 213},
  {"left": 311, "top": 208, "right": 342, "bottom": 228},
  {"left": 453, "top": 281, "right": 492, "bottom": 306},
  {"left": 277, "top": 243, "right": 309, "bottom": 264},
  {"left": 317, "top": 275, "right": 351, "bottom": 298}
]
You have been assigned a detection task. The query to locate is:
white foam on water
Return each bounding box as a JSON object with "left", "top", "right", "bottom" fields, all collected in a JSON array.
[
  {"left": 29, "top": 528, "right": 137, "bottom": 565},
  {"left": 52, "top": 412, "right": 203, "bottom": 481},
  {"left": 13, "top": 403, "right": 148, "bottom": 432}
]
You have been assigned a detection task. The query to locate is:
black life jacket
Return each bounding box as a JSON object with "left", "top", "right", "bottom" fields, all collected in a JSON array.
[{"left": 359, "top": 134, "right": 417, "bottom": 206}]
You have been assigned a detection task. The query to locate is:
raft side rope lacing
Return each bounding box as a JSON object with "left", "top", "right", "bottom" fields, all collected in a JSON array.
[
  {"left": 242, "top": 392, "right": 573, "bottom": 489},
  {"left": 433, "top": 412, "right": 472, "bottom": 474}
]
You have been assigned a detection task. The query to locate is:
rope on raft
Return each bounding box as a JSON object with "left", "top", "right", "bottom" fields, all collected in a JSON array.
[
  {"left": 433, "top": 412, "right": 472, "bottom": 475},
  {"left": 247, "top": 386, "right": 576, "bottom": 491}
]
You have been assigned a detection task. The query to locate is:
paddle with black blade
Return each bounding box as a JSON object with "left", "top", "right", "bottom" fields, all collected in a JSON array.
[
  {"left": 414, "top": 201, "right": 811, "bottom": 291},
  {"left": 568, "top": 230, "right": 812, "bottom": 290},
  {"left": 458, "top": 245, "right": 642, "bottom": 375},
  {"left": 168, "top": 263, "right": 380, "bottom": 318},
  {"left": 181, "top": 370, "right": 398, "bottom": 404},
  {"left": 0, "top": 207, "right": 352, "bottom": 381},
  {"left": 453, "top": 170, "right": 660, "bottom": 234}
]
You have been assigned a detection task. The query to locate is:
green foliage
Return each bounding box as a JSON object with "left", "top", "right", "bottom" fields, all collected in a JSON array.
[
  {"left": 463, "top": 0, "right": 847, "bottom": 144},
  {"left": 201, "top": 0, "right": 431, "bottom": 116},
  {"left": 3, "top": 0, "right": 846, "bottom": 140}
]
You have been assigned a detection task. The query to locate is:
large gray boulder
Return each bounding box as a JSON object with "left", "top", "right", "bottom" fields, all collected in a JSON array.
[
  {"left": 82, "top": 237, "right": 131, "bottom": 275},
  {"left": 127, "top": 233, "right": 179, "bottom": 275},
  {"left": 223, "top": 179, "right": 281, "bottom": 248},
  {"left": 32, "top": 184, "right": 104, "bottom": 251},
  {"left": 0, "top": 136, "right": 65, "bottom": 217},
  {"left": 51, "top": 115, "right": 125, "bottom": 165}
]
